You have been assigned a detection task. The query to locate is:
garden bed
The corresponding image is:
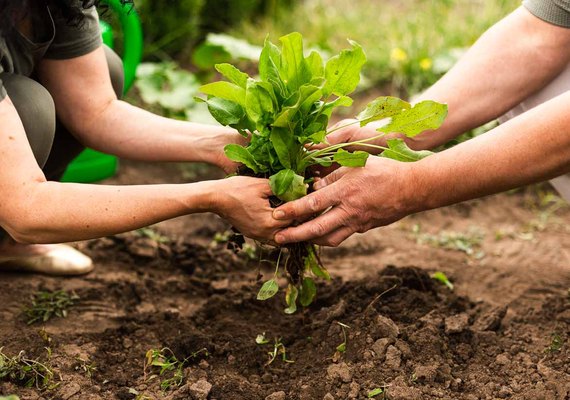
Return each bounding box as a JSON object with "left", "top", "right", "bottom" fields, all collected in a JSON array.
[{"left": 0, "top": 161, "right": 569, "bottom": 400}]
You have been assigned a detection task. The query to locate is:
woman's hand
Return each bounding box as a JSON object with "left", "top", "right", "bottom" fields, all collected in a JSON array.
[
  {"left": 200, "top": 128, "right": 249, "bottom": 175},
  {"left": 210, "top": 176, "right": 289, "bottom": 241}
]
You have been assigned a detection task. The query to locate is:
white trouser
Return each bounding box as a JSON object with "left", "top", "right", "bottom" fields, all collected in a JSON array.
[{"left": 498, "top": 64, "right": 570, "bottom": 201}]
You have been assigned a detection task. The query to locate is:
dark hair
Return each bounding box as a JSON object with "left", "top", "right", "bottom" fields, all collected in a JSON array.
[{"left": 0, "top": 0, "right": 134, "bottom": 33}]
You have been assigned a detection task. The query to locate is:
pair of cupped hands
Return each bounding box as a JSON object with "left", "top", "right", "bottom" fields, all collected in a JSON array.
[{"left": 214, "top": 120, "right": 417, "bottom": 247}]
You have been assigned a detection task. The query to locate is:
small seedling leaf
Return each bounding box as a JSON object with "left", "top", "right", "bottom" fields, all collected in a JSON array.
[
  {"left": 432, "top": 271, "right": 454, "bottom": 290},
  {"left": 257, "top": 279, "right": 279, "bottom": 300},
  {"left": 270, "top": 171, "right": 307, "bottom": 202},
  {"left": 255, "top": 333, "right": 270, "bottom": 345},
  {"left": 368, "top": 388, "right": 384, "bottom": 398}
]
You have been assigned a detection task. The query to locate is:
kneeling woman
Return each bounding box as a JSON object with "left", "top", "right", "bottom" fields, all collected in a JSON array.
[{"left": 0, "top": 0, "right": 283, "bottom": 274}]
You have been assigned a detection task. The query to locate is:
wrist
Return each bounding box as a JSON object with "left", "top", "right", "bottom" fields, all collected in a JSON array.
[{"left": 401, "top": 160, "right": 434, "bottom": 215}]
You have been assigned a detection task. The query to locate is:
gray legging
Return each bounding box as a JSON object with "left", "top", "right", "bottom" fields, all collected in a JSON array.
[{"left": 0, "top": 46, "right": 124, "bottom": 241}]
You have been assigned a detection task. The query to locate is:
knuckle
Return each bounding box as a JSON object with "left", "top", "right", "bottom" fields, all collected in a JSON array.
[
  {"left": 308, "top": 196, "right": 321, "bottom": 212},
  {"left": 311, "top": 221, "right": 327, "bottom": 237}
]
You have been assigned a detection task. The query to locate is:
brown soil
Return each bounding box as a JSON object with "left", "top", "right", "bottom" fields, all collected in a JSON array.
[{"left": 1, "top": 160, "right": 569, "bottom": 400}]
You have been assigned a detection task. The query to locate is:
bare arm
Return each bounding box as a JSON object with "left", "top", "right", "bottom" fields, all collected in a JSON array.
[
  {"left": 271, "top": 90, "right": 570, "bottom": 246},
  {"left": 327, "top": 7, "right": 570, "bottom": 150},
  {"left": 37, "top": 47, "right": 243, "bottom": 172},
  {"left": 0, "top": 97, "right": 282, "bottom": 244}
]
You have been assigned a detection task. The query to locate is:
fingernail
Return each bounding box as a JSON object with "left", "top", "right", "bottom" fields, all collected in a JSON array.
[
  {"left": 273, "top": 210, "right": 285, "bottom": 219},
  {"left": 275, "top": 233, "right": 285, "bottom": 243}
]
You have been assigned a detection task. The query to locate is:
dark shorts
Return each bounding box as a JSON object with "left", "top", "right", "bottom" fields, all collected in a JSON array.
[{"left": 0, "top": 45, "right": 124, "bottom": 240}]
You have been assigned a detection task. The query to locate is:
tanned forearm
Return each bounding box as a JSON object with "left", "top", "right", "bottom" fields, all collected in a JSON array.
[
  {"left": 411, "top": 90, "right": 570, "bottom": 212},
  {"left": 410, "top": 7, "right": 570, "bottom": 150},
  {"left": 4, "top": 180, "right": 218, "bottom": 244}
]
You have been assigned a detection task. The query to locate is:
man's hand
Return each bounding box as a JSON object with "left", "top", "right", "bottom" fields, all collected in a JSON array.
[
  {"left": 272, "top": 157, "right": 421, "bottom": 246},
  {"left": 324, "top": 119, "right": 387, "bottom": 154}
]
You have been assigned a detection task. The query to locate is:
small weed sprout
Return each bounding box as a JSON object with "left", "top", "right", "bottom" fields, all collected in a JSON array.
[
  {"left": 24, "top": 290, "right": 79, "bottom": 325},
  {"left": 0, "top": 396, "right": 20, "bottom": 400},
  {"left": 335, "top": 322, "right": 350, "bottom": 354},
  {"left": 0, "top": 348, "right": 58, "bottom": 390},
  {"left": 144, "top": 347, "right": 208, "bottom": 391},
  {"left": 368, "top": 387, "right": 384, "bottom": 398},
  {"left": 545, "top": 333, "right": 564, "bottom": 353},
  {"left": 255, "top": 333, "right": 270, "bottom": 345},
  {"left": 431, "top": 272, "right": 454, "bottom": 290},
  {"left": 74, "top": 357, "right": 96, "bottom": 380},
  {"left": 265, "top": 338, "right": 294, "bottom": 366},
  {"left": 413, "top": 225, "right": 485, "bottom": 258},
  {"left": 136, "top": 227, "right": 171, "bottom": 244}
]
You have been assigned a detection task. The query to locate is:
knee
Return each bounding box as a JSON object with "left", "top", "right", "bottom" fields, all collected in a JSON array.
[
  {"left": 1, "top": 74, "right": 55, "bottom": 168},
  {"left": 104, "top": 45, "right": 124, "bottom": 98}
]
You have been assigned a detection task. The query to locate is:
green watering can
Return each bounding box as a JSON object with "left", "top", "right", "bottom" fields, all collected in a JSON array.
[{"left": 61, "top": 0, "right": 142, "bottom": 183}]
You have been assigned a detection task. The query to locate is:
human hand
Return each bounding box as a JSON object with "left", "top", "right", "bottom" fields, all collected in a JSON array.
[
  {"left": 200, "top": 128, "right": 249, "bottom": 175},
  {"left": 211, "top": 176, "right": 288, "bottom": 242},
  {"left": 322, "top": 119, "right": 388, "bottom": 153},
  {"left": 272, "top": 156, "right": 422, "bottom": 246}
]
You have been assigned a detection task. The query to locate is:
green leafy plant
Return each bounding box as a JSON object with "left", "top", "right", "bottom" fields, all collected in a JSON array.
[
  {"left": 24, "top": 290, "right": 79, "bottom": 325},
  {"left": 198, "top": 32, "right": 447, "bottom": 312},
  {"left": 265, "top": 338, "right": 294, "bottom": 366},
  {"left": 144, "top": 347, "right": 208, "bottom": 391},
  {"left": 0, "top": 348, "right": 57, "bottom": 390}
]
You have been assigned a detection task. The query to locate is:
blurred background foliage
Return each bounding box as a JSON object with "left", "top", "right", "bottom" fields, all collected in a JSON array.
[{"left": 106, "top": 0, "right": 519, "bottom": 126}]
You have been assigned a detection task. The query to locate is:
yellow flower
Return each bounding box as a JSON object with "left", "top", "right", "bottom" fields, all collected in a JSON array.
[
  {"left": 390, "top": 47, "right": 408, "bottom": 63},
  {"left": 419, "top": 57, "right": 433, "bottom": 71}
]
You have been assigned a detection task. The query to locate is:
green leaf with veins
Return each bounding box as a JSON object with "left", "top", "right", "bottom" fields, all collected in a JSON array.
[
  {"left": 333, "top": 148, "right": 369, "bottom": 167},
  {"left": 323, "top": 40, "right": 366, "bottom": 97},
  {"left": 200, "top": 81, "right": 246, "bottom": 106},
  {"left": 381, "top": 139, "right": 434, "bottom": 162},
  {"left": 215, "top": 63, "right": 249, "bottom": 88},
  {"left": 245, "top": 80, "right": 275, "bottom": 124},
  {"left": 358, "top": 96, "right": 411, "bottom": 127},
  {"left": 306, "top": 50, "right": 325, "bottom": 84},
  {"left": 257, "top": 279, "right": 279, "bottom": 300},
  {"left": 270, "top": 127, "right": 295, "bottom": 169},
  {"left": 279, "top": 32, "right": 312, "bottom": 92},
  {"left": 224, "top": 144, "right": 261, "bottom": 173},
  {"left": 377, "top": 100, "right": 448, "bottom": 137},
  {"left": 194, "top": 97, "right": 244, "bottom": 126}
]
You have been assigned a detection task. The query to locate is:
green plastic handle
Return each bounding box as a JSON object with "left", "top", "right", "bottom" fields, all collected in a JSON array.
[{"left": 100, "top": 0, "right": 143, "bottom": 92}]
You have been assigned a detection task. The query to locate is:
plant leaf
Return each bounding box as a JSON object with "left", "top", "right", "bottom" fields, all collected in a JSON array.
[
  {"left": 432, "top": 271, "right": 454, "bottom": 290},
  {"left": 200, "top": 81, "right": 246, "bottom": 106},
  {"left": 270, "top": 127, "right": 295, "bottom": 169},
  {"left": 306, "top": 50, "right": 324, "bottom": 82},
  {"left": 284, "top": 284, "right": 299, "bottom": 314},
  {"left": 333, "top": 149, "right": 369, "bottom": 167},
  {"left": 215, "top": 63, "right": 249, "bottom": 88},
  {"left": 245, "top": 79, "right": 275, "bottom": 124},
  {"left": 269, "top": 169, "right": 295, "bottom": 196},
  {"left": 381, "top": 139, "right": 433, "bottom": 162},
  {"left": 224, "top": 144, "right": 260, "bottom": 173},
  {"left": 194, "top": 97, "right": 245, "bottom": 126},
  {"left": 357, "top": 96, "right": 411, "bottom": 127},
  {"left": 257, "top": 279, "right": 279, "bottom": 300},
  {"left": 299, "top": 277, "right": 317, "bottom": 307},
  {"left": 377, "top": 100, "right": 448, "bottom": 137},
  {"left": 368, "top": 388, "right": 384, "bottom": 398},
  {"left": 279, "top": 32, "right": 312, "bottom": 92},
  {"left": 323, "top": 40, "right": 366, "bottom": 97},
  {"left": 270, "top": 171, "right": 307, "bottom": 202}
]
